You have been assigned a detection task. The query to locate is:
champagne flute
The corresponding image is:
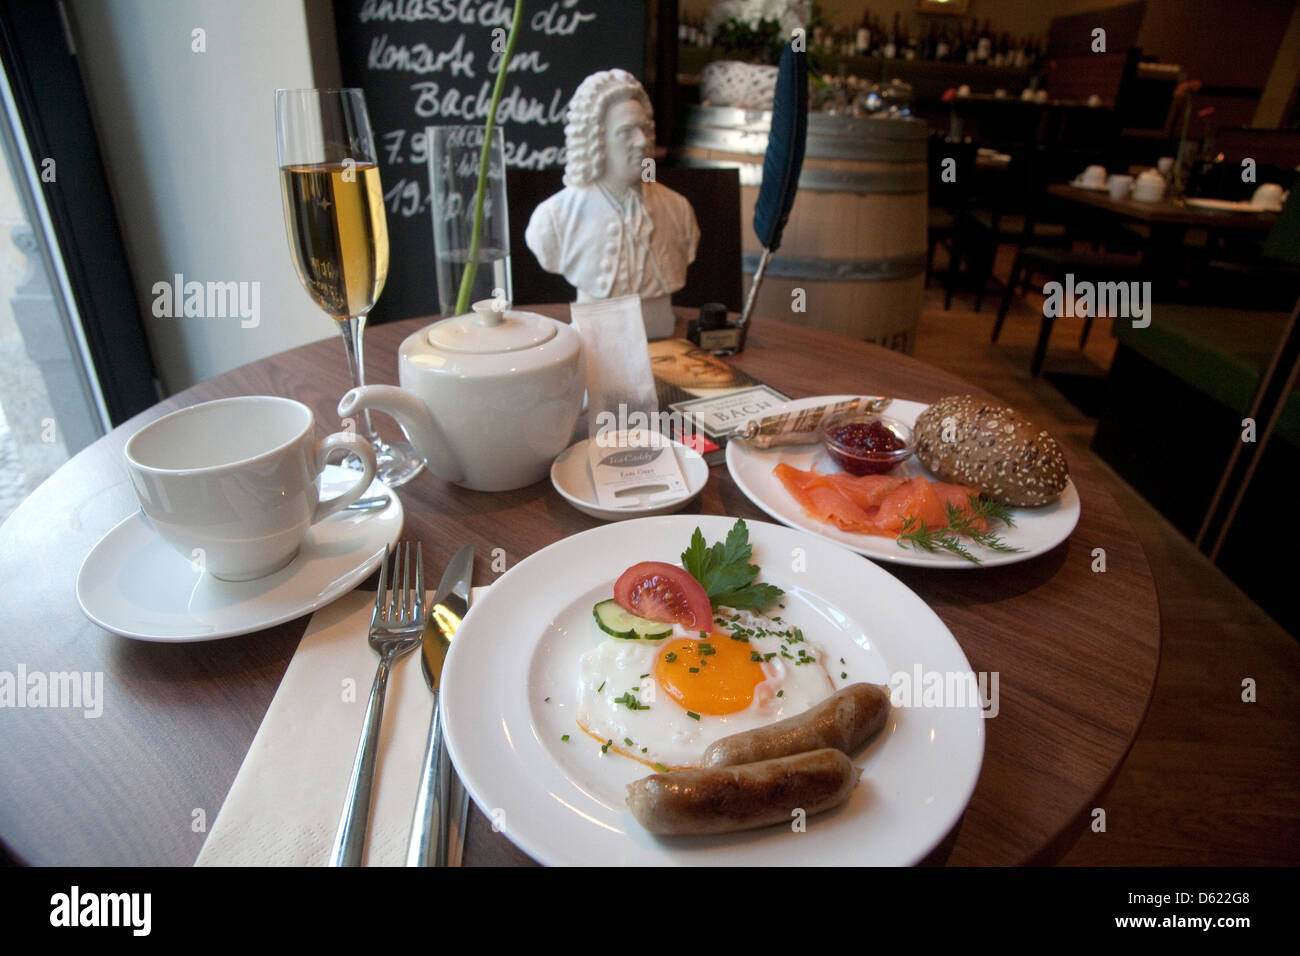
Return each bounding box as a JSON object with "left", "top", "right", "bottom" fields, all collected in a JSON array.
[{"left": 275, "top": 88, "right": 422, "bottom": 487}]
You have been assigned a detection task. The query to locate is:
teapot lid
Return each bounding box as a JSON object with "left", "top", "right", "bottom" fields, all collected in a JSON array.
[{"left": 426, "top": 299, "right": 556, "bottom": 354}]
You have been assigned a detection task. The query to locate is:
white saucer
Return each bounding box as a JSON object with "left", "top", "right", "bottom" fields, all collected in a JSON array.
[
  {"left": 550, "top": 435, "right": 709, "bottom": 521},
  {"left": 1070, "top": 179, "right": 1109, "bottom": 192},
  {"left": 76, "top": 466, "right": 404, "bottom": 642}
]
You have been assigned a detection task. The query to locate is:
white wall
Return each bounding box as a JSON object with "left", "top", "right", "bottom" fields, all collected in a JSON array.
[{"left": 66, "top": 0, "right": 334, "bottom": 393}]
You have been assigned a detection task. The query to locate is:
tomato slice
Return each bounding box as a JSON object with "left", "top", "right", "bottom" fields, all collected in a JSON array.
[{"left": 614, "top": 562, "right": 712, "bottom": 630}]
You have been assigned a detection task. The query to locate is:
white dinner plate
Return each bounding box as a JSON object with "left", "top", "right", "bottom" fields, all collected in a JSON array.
[
  {"left": 440, "top": 514, "right": 986, "bottom": 866},
  {"left": 1069, "top": 179, "right": 1109, "bottom": 192},
  {"left": 76, "top": 466, "right": 403, "bottom": 642},
  {"left": 550, "top": 433, "right": 709, "bottom": 521},
  {"left": 1183, "top": 197, "right": 1274, "bottom": 213},
  {"left": 726, "top": 395, "right": 1081, "bottom": 568}
]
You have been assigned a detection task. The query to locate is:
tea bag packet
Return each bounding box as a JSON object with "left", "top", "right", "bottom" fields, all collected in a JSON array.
[{"left": 570, "top": 295, "right": 687, "bottom": 510}]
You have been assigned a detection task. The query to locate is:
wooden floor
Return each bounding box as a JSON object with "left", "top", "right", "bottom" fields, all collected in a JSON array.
[{"left": 913, "top": 266, "right": 1300, "bottom": 865}]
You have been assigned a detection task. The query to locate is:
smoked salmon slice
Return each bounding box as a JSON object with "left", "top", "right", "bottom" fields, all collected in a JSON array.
[{"left": 773, "top": 464, "right": 982, "bottom": 538}]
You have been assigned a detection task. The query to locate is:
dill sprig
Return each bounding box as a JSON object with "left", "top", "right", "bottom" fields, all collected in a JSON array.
[{"left": 896, "top": 494, "right": 1024, "bottom": 565}]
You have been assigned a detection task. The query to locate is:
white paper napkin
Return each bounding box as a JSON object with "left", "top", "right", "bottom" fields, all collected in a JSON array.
[{"left": 196, "top": 586, "right": 490, "bottom": 867}]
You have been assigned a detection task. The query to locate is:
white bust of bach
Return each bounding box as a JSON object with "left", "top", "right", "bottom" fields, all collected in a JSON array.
[{"left": 524, "top": 69, "right": 700, "bottom": 338}]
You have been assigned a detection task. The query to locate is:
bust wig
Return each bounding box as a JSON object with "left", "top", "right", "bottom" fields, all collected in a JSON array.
[{"left": 562, "top": 69, "right": 654, "bottom": 188}]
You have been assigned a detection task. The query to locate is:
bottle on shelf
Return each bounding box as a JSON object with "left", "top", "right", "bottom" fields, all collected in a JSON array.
[
  {"left": 976, "top": 19, "right": 993, "bottom": 63},
  {"left": 935, "top": 25, "right": 950, "bottom": 61},
  {"left": 883, "top": 12, "right": 899, "bottom": 59},
  {"left": 856, "top": 10, "right": 871, "bottom": 56}
]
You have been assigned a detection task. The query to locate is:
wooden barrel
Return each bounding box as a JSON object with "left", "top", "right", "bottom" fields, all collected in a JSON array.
[{"left": 675, "top": 106, "right": 928, "bottom": 353}]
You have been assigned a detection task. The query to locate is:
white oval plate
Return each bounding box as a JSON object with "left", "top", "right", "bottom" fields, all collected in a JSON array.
[
  {"left": 726, "top": 395, "right": 1081, "bottom": 568},
  {"left": 1183, "top": 197, "right": 1273, "bottom": 213},
  {"left": 551, "top": 433, "right": 709, "bottom": 521},
  {"left": 441, "top": 514, "right": 985, "bottom": 866},
  {"left": 76, "top": 466, "right": 403, "bottom": 642}
]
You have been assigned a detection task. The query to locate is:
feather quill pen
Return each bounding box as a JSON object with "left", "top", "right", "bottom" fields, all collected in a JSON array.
[{"left": 737, "top": 39, "right": 808, "bottom": 350}]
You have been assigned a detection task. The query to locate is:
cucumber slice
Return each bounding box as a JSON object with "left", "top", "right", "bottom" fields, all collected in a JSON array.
[{"left": 593, "top": 599, "right": 673, "bottom": 640}]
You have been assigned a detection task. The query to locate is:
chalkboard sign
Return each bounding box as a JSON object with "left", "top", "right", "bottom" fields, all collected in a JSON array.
[{"left": 334, "top": 0, "right": 649, "bottom": 323}]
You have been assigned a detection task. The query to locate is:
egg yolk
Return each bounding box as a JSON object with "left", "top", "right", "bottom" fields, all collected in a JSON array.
[{"left": 654, "top": 634, "right": 766, "bottom": 715}]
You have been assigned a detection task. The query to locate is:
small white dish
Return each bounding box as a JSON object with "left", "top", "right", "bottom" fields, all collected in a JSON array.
[
  {"left": 1070, "top": 178, "right": 1110, "bottom": 192},
  {"left": 1183, "top": 197, "right": 1268, "bottom": 213},
  {"left": 551, "top": 434, "right": 708, "bottom": 521},
  {"left": 76, "top": 466, "right": 403, "bottom": 642}
]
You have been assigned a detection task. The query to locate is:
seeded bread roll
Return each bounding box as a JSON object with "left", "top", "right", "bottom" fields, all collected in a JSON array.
[{"left": 912, "top": 395, "right": 1068, "bottom": 506}]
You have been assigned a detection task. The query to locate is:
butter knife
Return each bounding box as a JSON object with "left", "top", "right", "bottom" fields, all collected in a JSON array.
[{"left": 406, "top": 545, "right": 473, "bottom": 866}]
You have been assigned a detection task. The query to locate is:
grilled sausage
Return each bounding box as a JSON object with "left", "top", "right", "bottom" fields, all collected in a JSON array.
[
  {"left": 700, "top": 683, "right": 890, "bottom": 768},
  {"left": 626, "top": 748, "right": 860, "bottom": 835}
]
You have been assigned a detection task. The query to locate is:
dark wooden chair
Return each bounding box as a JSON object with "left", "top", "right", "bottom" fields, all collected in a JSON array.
[
  {"left": 990, "top": 147, "right": 1144, "bottom": 375},
  {"left": 926, "top": 135, "right": 976, "bottom": 308}
]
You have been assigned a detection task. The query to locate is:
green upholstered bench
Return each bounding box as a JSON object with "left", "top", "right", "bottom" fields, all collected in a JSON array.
[{"left": 1093, "top": 304, "right": 1297, "bottom": 634}]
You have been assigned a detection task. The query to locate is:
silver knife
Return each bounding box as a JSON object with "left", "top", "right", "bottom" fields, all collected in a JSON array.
[{"left": 405, "top": 545, "right": 473, "bottom": 866}]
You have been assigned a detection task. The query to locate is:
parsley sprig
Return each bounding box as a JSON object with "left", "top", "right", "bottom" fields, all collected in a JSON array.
[
  {"left": 681, "top": 519, "right": 783, "bottom": 611},
  {"left": 897, "top": 495, "right": 1024, "bottom": 565}
]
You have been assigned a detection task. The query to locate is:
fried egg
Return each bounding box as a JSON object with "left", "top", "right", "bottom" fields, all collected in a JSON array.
[{"left": 576, "top": 608, "right": 836, "bottom": 769}]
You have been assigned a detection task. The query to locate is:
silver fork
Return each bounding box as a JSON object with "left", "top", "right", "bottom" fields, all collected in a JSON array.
[{"left": 329, "top": 541, "right": 424, "bottom": 867}]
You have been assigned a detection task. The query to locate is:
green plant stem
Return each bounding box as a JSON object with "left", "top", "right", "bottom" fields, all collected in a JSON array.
[{"left": 454, "top": 0, "right": 524, "bottom": 315}]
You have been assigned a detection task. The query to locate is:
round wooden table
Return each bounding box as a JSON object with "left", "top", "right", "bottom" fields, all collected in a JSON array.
[{"left": 0, "top": 310, "right": 1160, "bottom": 866}]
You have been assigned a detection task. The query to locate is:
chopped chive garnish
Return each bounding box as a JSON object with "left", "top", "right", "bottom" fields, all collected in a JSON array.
[
  {"left": 688, "top": 666, "right": 699, "bottom": 673},
  {"left": 601, "top": 739, "right": 612, "bottom": 754},
  {"left": 750, "top": 652, "right": 762, "bottom": 662},
  {"left": 686, "top": 711, "right": 701, "bottom": 720},
  {"left": 544, "top": 697, "right": 550, "bottom": 702},
  {"left": 640, "top": 673, "right": 649, "bottom": 679},
  {"left": 653, "top": 763, "right": 671, "bottom": 773},
  {"left": 561, "top": 734, "right": 569, "bottom": 741},
  {"left": 624, "top": 737, "right": 633, "bottom": 746},
  {"left": 777, "top": 690, "right": 784, "bottom": 698},
  {"left": 597, "top": 680, "right": 605, "bottom": 693},
  {"left": 841, "top": 672, "right": 847, "bottom": 679},
  {"left": 612, "top": 691, "right": 650, "bottom": 711},
  {"left": 641, "top": 747, "right": 648, "bottom": 753},
  {"left": 665, "top": 652, "right": 677, "bottom": 663}
]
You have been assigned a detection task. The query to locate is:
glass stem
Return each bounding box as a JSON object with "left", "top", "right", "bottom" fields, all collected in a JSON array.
[{"left": 337, "top": 315, "right": 379, "bottom": 441}]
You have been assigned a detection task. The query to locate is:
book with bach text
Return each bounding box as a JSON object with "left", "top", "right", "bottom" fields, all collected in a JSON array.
[{"left": 647, "top": 339, "right": 789, "bottom": 465}]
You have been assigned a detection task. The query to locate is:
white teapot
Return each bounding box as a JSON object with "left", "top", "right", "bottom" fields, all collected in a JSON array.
[{"left": 339, "top": 300, "right": 585, "bottom": 491}]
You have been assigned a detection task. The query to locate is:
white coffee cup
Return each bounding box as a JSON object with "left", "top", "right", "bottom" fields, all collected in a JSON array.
[
  {"left": 1252, "top": 183, "right": 1284, "bottom": 210},
  {"left": 1081, "top": 164, "right": 1107, "bottom": 187},
  {"left": 124, "top": 396, "right": 377, "bottom": 581},
  {"left": 1157, "top": 156, "right": 1175, "bottom": 177},
  {"left": 1132, "top": 170, "right": 1167, "bottom": 202},
  {"left": 1108, "top": 174, "right": 1134, "bottom": 200}
]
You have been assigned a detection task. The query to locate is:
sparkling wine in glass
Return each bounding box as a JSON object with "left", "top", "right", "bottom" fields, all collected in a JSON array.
[{"left": 276, "top": 88, "right": 422, "bottom": 487}]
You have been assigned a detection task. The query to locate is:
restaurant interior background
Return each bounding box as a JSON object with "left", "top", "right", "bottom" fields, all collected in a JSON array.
[{"left": 0, "top": 0, "right": 1297, "bottom": 869}]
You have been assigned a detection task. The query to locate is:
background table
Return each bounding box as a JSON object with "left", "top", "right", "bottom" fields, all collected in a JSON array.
[
  {"left": 1047, "top": 183, "right": 1278, "bottom": 286},
  {"left": 0, "top": 310, "right": 1160, "bottom": 866}
]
